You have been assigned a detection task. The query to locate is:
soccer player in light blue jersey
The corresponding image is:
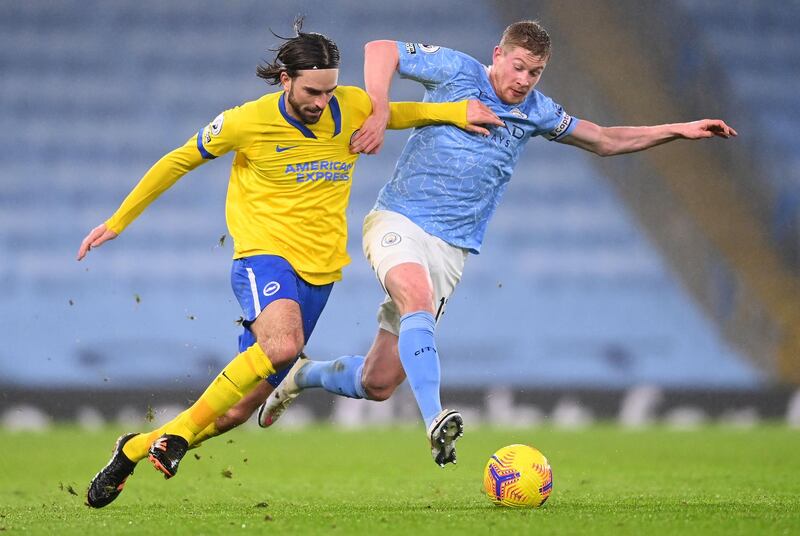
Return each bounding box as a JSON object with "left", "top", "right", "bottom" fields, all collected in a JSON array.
[{"left": 257, "top": 20, "right": 737, "bottom": 466}]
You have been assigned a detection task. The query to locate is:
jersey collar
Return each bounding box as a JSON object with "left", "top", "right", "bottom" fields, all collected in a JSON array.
[{"left": 278, "top": 93, "right": 342, "bottom": 139}]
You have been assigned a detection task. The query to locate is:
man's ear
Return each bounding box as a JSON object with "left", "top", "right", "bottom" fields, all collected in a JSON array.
[{"left": 279, "top": 71, "right": 292, "bottom": 92}]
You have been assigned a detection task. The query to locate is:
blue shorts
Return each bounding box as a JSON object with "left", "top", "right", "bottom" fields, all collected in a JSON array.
[{"left": 231, "top": 255, "right": 333, "bottom": 387}]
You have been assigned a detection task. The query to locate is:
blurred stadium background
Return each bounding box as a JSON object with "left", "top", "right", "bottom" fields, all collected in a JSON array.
[{"left": 2, "top": 0, "right": 800, "bottom": 430}]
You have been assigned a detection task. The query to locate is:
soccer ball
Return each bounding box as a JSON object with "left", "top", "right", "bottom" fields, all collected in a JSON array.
[{"left": 483, "top": 444, "right": 553, "bottom": 508}]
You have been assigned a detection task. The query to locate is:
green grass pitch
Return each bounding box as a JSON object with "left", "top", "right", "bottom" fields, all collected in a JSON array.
[{"left": 0, "top": 424, "right": 798, "bottom": 535}]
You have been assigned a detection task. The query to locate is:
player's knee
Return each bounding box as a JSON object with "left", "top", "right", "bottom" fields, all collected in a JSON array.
[
  {"left": 385, "top": 275, "right": 434, "bottom": 314},
  {"left": 362, "top": 371, "right": 404, "bottom": 401},
  {"left": 363, "top": 382, "right": 396, "bottom": 401},
  {"left": 257, "top": 334, "right": 304, "bottom": 371}
]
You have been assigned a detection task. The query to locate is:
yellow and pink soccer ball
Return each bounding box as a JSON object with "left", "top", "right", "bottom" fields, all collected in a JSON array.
[{"left": 483, "top": 444, "right": 553, "bottom": 508}]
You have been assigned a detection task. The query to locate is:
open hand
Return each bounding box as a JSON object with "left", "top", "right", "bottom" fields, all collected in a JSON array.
[
  {"left": 464, "top": 100, "right": 504, "bottom": 136},
  {"left": 682, "top": 119, "right": 738, "bottom": 139},
  {"left": 350, "top": 107, "right": 390, "bottom": 154},
  {"left": 77, "top": 223, "right": 118, "bottom": 260}
]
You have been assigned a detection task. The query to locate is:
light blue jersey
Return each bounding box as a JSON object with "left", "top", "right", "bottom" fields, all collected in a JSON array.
[{"left": 374, "top": 42, "right": 579, "bottom": 253}]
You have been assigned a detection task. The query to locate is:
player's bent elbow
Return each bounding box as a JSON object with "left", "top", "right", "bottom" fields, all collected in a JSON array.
[
  {"left": 592, "top": 140, "right": 616, "bottom": 157},
  {"left": 585, "top": 130, "right": 617, "bottom": 157},
  {"left": 586, "top": 146, "right": 615, "bottom": 158}
]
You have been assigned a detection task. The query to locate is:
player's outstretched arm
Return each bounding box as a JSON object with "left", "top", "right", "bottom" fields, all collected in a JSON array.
[
  {"left": 76, "top": 139, "right": 208, "bottom": 261},
  {"left": 560, "top": 118, "right": 737, "bottom": 157},
  {"left": 351, "top": 40, "right": 400, "bottom": 154},
  {"left": 353, "top": 100, "right": 502, "bottom": 152}
]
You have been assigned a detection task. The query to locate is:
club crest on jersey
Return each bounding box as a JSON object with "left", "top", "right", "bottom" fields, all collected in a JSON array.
[
  {"left": 418, "top": 44, "right": 440, "bottom": 54},
  {"left": 381, "top": 232, "right": 402, "bottom": 247},
  {"left": 510, "top": 108, "right": 527, "bottom": 119},
  {"left": 262, "top": 281, "right": 280, "bottom": 297},
  {"left": 210, "top": 113, "right": 224, "bottom": 136}
]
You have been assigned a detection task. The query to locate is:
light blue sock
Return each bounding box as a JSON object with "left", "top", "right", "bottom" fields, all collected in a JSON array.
[
  {"left": 398, "top": 311, "right": 441, "bottom": 428},
  {"left": 295, "top": 355, "right": 367, "bottom": 399}
]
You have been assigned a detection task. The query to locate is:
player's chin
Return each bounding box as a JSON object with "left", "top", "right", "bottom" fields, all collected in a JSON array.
[{"left": 302, "top": 111, "right": 323, "bottom": 124}]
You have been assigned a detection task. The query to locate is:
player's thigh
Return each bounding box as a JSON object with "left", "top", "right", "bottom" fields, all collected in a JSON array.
[
  {"left": 230, "top": 255, "right": 306, "bottom": 369},
  {"left": 262, "top": 273, "right": 333, "bottom": 387},
  {"left": 426, "top": 232, "right": 468, "bottom": 323},
  {"left": 384, "top": 262, "right": 435, "bottom": 314},
  {"left": 363, "top": 210, "right": 467, "bottom": 333},
  {"left": 250, "top": 298, "right": 304, "bottom": 369},
  {"left": 362, "top": 210, "right": 435, "bottom": 315},
  {"left": 378, "top": 244, "right": 465, "bottom": 329}
]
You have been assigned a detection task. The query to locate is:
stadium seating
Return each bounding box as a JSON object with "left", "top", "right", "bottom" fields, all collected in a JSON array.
[
  {"left": 675, "top": 0, "right": 800, "bottom": 264},
  {"left": 0, "top": 0, "right": 764, "bottom": 389}
]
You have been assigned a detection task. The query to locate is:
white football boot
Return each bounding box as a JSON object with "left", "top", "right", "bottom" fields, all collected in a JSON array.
[
  {"left": 427, "top": 409, "right": 464, "bottom": 467},
  {"left": 257, "top": 354, "right": 308, "bottom": 428}
]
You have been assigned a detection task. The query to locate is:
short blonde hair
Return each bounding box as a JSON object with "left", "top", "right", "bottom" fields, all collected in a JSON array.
[{"left": 500, "top": 20, "right": 551, "bottom": 59}]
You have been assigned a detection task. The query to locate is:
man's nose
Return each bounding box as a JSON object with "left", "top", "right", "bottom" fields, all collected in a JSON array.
[{"left": 314, "top": 95, "right": 329, "bottom": 110}]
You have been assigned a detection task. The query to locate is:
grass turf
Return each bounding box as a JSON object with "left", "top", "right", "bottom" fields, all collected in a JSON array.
[{"left": 0, "top": 424, "right": 798, "bottom": 535}]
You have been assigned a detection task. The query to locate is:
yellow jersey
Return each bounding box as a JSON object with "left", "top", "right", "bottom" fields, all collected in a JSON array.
[{"left": 105, "top": 86, "right": 467, "bottom": 285}]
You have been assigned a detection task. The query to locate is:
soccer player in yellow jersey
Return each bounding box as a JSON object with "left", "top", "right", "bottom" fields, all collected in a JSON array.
[{"left": 81, "top": 19, "right": 502, "bottom": 508}]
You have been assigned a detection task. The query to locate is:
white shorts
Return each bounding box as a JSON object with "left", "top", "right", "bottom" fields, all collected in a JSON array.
[{"left": 362, "top": 209, "right": 468, "bottom": 335}]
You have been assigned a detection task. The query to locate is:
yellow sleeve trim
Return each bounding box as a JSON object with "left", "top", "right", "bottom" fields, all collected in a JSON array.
[{"left": 387, "top": 101, "right": 468, "bottom": 130}]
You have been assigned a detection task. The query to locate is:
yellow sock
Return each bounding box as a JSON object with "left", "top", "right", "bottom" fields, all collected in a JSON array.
[
  {"left": 190, "top": 422, "right": 220, "bottom": 449},
  {"left": 122, "top": 412, "right": 186, "bottom": 462},
  {"left": 122, "top": 415, "right": 219, "bottom": 461},
  {"left": 122, "top": 411, "right": 195, "bottom": 462},
  {"left": 162, "top": 343, "right": 275, "bottom": 443}
]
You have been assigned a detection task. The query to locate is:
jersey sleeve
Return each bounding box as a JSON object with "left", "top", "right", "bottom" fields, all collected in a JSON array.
[
  {"left": 387, "top": 101, "right": 468, "bottom": 130},
  {"left": 396, "top": 41, "right": 464, "bottom": 89},
  {"left": 341, "top": 86, "right": 468, "bottom": 130},
  {"left": 339, "top": 86, "right": 373, "bottom": 128},
  {"left": 104, "top": 136, "right": 207, "bottom": 234},
  {"left": 195, "top": 106, "right": 242, "bottom": 159},
  {"left": 537, "top": 95, "right": 580, "bottom": 141}
]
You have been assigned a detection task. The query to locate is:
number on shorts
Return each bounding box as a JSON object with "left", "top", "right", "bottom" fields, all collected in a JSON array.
[{"left": 434, "top": 297, "right": 447, "bottom": 322}]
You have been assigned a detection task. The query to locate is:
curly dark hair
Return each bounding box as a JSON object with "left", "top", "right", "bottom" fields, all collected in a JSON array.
[{"left": 256, "top": 16, "right": 340, "bottom": 85}]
